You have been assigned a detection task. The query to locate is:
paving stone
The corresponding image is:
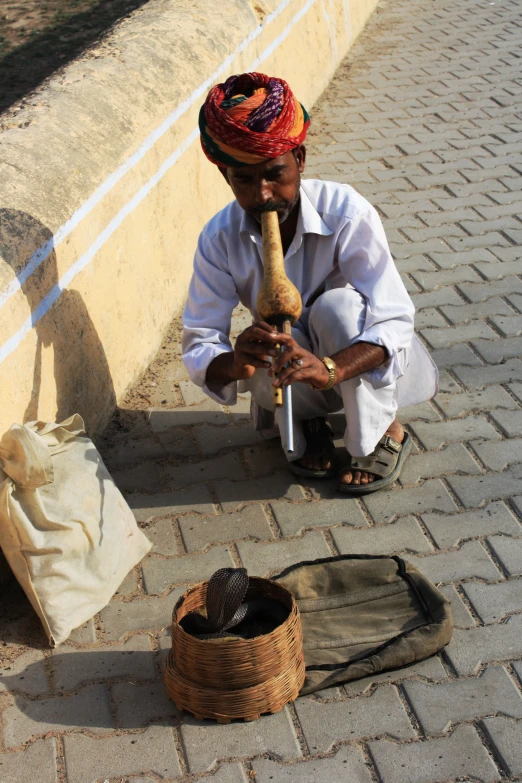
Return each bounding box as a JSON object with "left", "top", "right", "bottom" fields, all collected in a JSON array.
[
  {"left": 490, "top": 409, "right": 522, "bottom": 437},
  {"left": 0, "top": 738, "right": 57, "bottom": 783},
  {"left": 294, "top": 686, "right": 415, "bottom": 752},
  {"left": 458, "top": 275, "right": 522, "bottom": 303},
  {"left": 179, "top": 504, "right": 274, "bottom": 552},
  {"left": 252, "top": 745, "right": 372, "bottom": 783},
  {"left": 447, "top": 465, "right": 522, "bottom": 507},
  {"left": 471, "top": 438, "right": 522, "bottom": 471},
  {"left": 483, "top": 717, "right": 522, "bottom": 777},
  {"left": 163, "top": 453, "right": 245, "bottom": 490},
  {"left": 489, "top": 314, "right": 522, "bottom": 336},
  {"left": 453, "top": 359, "right": 522, "bottom": 389},
  {"left": 407, "top": 540, "right": 501, "bottom": 584},
  {"left": 413, "top": 307, "right": 448, "bottom": 329},
  {"left": 127, "top": 486, "right": 215, "bottom": 520},
  {"left": 270, "top": 498, "right": 369, "bottom": 536},
  {"left": 509, "top": 381, "right": 522, "bottom": 404},
  {"left": 112, "top": 462, "right": 166, "bottom": 494},
  {"left": 445, "top": 615, "right": 522, "bottom": 675},
  {"left": 180, "top": 708, "right": 301, "bottom": 772},
  {"left": 112, "top": 681, "right": 180, "bottom": 728},
  {"left": 404, "top": 666, "right": 522, "bottom": 734},
  {"left": 343, "top": 656, "right": 448, "bottom": 697},
  {"left": 142, "top": 546, "right": 235, "bottom": 593},
  {"left": 201, "top": 763, "right": 249, "bottom": 783},
  {"left": 411, "top": 417, "right": 501, "bottom": 450},
  {"left": 214, "top": 471, "right": 306, "bottom": 512},
  {"left": 410, "top": 287, "right": 464, "bottom": 310},
  {"left": 421, "top": 501, "right": 521, "bottom": 548},
  {"left": 141, "top": 517, "right": 179, "bottom": 556},
  {"left": 507, "top": 292, "right": 522, "bottom": 313},
  {"left": 149, "top": 403, "right": 227, "bottom": 429},
  {"left": 421, "top": 320, "right": 498, "bottom": 349},
  {"left": 51, "top": 634, "right": 155, "bottom": 691},
  {"left": 487, "top": 535, "right": 522, "bottom": 577},
  {"left": 237, "top": 531, "right": 330, "bottom": 577},
  {"left": 439, "top": 585, "right": 476, "bottom": 628},
  {"left": 435, "top": 386, "right": 518, "bottom": 418},
  {"left": 369, "top": 725, "right": 500, "bottom": 783},
  {"left": 363, "top": 479, "right": 458, "bottom": 523},
  {"left": 440, "top": 296, "right": 515, "bottom": 324},
  {"left": 412, "top": 266, "right": 482, "bottom": 293},
  {"left": 435, "top": 370, "right": 461, "bottom": 394},
  {"left": 179, "top": 381, "right": 211, "bottom": 406},
  {"left": 65, "top": 617, "right": 98, "bottom": 643},
  {"left": 100, "top": 590, "right": 183, "bottom": 640},
  {"left": 400, "top": 442, "right": 481, "bottom": 485},
  {"left": 3, "top": 683, "right": 114, "bottom": 747},
  {"left": 332, "top": 516, "right": 433, "bottom": 555},
  {"left": 397, "top": 401, "right": 441, "bottom": 423},
  {"left": 473, "top": 336, "right": 522, "bottom": 364},
  {"left": 194, "top": 423, "right": 262, "bottom": 454},
  {"left": 102, "top": 438, "right": 172, "bottom": 474},
  {"left": 63, "top": 726, "right": 181, "bottom": 783},
  {"left": 114, "top": 567, "right": 141, "bottom": 596},
  {"left": 462, "top": 579, "right": 522, "bottom": 624},
  {"left": 243, "top": 444, "right": 291, "bottom": 477},
  {"left": 429, "top": 343, "right": 484, "bottom": 369},
  {"left": 0, "top": 649, "right": 49, "bottom": 696}
]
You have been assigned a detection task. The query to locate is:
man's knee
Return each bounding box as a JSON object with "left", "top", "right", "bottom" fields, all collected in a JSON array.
[{"left": 309, "top": 288, "right": 366, "bottom": 346}]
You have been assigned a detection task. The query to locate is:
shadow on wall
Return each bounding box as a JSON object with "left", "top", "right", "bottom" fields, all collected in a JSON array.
[
  {"left": 0, "top": 209, "right": 116, "bottom": 435},
  {"left": 0, "top": 0, "right": 151, "bottom": 114}
]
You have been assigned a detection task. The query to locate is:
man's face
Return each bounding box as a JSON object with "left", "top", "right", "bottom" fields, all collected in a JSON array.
[{"left": 223, "top": 146, "right": 306, "bottom": 224}]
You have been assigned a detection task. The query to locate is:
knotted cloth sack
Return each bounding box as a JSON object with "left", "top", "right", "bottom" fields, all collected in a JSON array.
[
  {"left": 275, "top": 554, "right": 453, "bottom": 695},
  {"left": 0, "top": 415, "right": 151, "bottom": 646}
]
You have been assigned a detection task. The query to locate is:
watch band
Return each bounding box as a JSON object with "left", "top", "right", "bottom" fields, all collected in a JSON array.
[{"left": 314, "top": 356, "right": 337, "bottom": 391}]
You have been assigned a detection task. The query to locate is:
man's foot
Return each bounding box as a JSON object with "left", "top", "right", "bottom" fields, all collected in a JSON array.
[
  {"left": 288, "top": 417, "right": 336, "bottom": 478},
  {"left": 339, "top": 419, "right": 405, "bottom": 486}
]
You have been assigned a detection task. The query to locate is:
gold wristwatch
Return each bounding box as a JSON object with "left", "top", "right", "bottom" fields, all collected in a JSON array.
[{"left": 315, "top": 356, "right": 337, "bottom": 391}]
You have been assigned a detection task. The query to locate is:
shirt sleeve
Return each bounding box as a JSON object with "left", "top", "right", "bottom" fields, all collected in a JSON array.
[
  {"left": 182, "top": 228, "right": 240, "bottom": 405},
  {"left": 337, "top": 204, "right": 415, "bottom": 387}
]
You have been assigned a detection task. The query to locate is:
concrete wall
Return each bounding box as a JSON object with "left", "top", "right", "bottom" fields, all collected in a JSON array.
[{"left": 0, "top": 0, "right": 379, "bottom": 438}]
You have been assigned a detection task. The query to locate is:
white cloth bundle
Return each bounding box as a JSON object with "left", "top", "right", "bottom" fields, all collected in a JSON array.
[{"left": 0, "top": 414, "right": 151, "bottom": 646}]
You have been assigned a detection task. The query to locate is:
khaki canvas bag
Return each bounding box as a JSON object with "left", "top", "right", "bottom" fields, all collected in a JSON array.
[
  {"left": 276, "top": 554, "right": 453, "bottom": 695},
  {"left": 0, "top": 415, "right": 151, "bottom": 646}
]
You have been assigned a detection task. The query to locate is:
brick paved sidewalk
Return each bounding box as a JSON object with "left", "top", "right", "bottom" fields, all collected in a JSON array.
[{"left": 2, "top": 0, "right": 522, "bottom": 780}]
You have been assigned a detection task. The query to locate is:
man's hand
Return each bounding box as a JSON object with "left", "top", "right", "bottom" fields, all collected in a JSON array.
[
  {"left": 206, "top": 321, "right": 281, "bottom": 385},
  {"left": 270, "top": 333, "right": 330, "bottom": 389},
  {"left": 233, "top": 321, "right": 281, "bottom": 379}
]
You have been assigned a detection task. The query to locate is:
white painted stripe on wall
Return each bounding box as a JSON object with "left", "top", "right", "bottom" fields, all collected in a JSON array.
[
  {"left": 0, "top": 0, "right": 297, "bottom": 310},
  {"left": 0, "top": 0, "right": 319, "bottom": 365}
]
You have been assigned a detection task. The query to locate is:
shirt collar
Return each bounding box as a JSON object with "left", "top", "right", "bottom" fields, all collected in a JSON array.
[{"left": 238, "top": 182, "right": 333, "bottom": 246}]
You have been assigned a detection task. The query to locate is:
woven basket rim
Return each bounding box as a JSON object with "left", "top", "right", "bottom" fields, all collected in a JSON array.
[{"left": 172, "top": 575, "right": 296, "bottom": 646}]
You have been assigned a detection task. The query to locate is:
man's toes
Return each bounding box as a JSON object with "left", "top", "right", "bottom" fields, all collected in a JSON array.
[
  {"left": 339, "top": 470, "right": 352, "bottom": 484},
  {"left": 322, "top": 458, "right": 332, "bottom": 470},
  {"left": 360, "top": 472, "right": 369, "bottom": 484},
  {"left": 368, "top": 474, "right": 375, "bottom": 483},
  {"left": 352, "top": 471, "right": 361, "bottom": 485}
]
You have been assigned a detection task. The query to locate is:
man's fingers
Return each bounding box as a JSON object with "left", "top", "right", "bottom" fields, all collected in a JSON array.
[{"left": 238, "top": 326, "right": 280, "bottom": 346}]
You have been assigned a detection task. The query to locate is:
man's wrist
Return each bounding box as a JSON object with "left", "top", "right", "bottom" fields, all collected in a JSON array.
[{"left": 205, "top": 352, "right": 238, "bottom": 386}]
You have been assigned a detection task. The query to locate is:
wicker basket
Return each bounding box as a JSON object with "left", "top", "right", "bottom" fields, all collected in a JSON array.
[{"left": 163, "top": 576, "right": 305, "bottom": 722}]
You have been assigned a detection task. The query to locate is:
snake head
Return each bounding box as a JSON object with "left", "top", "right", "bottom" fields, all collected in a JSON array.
[{"left": 205, "top": 567, "right": 249, "bottom": 631}]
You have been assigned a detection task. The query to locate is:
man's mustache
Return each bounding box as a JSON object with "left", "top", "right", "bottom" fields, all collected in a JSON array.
[{"left": 254, "top": 202, "right": 287, "bottom": 214}]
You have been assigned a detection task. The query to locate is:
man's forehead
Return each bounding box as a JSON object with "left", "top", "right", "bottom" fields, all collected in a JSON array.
[{"left": 228, "top": 152, "right": 292, "bottom": 176}]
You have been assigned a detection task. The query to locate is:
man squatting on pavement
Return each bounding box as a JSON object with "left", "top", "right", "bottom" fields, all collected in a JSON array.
[{"left": 182, "top": 72, "right": 438, "bottom": 494}]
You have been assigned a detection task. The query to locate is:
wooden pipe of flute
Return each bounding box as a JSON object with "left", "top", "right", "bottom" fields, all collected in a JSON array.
[{"left": 257, "top": 211, "right": 303, "bottom": 406}]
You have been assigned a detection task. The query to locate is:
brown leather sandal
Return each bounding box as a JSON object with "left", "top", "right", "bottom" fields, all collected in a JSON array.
[{"left": 338, "top": 433, "right": 412, "bottom": 495}]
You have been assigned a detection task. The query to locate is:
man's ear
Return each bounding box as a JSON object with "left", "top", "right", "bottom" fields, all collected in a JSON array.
[{"left": 294, "top": 145, "right": 306, "bottom": 173}]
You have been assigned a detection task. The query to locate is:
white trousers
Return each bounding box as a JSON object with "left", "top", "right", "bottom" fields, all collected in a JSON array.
[{"left": 245, "top": 288, "right": 423, "bottom": 461}]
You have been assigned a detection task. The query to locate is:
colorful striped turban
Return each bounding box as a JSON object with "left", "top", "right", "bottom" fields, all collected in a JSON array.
[{"left": 199, "top": 72, "right": 310, "bottom": 168}]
